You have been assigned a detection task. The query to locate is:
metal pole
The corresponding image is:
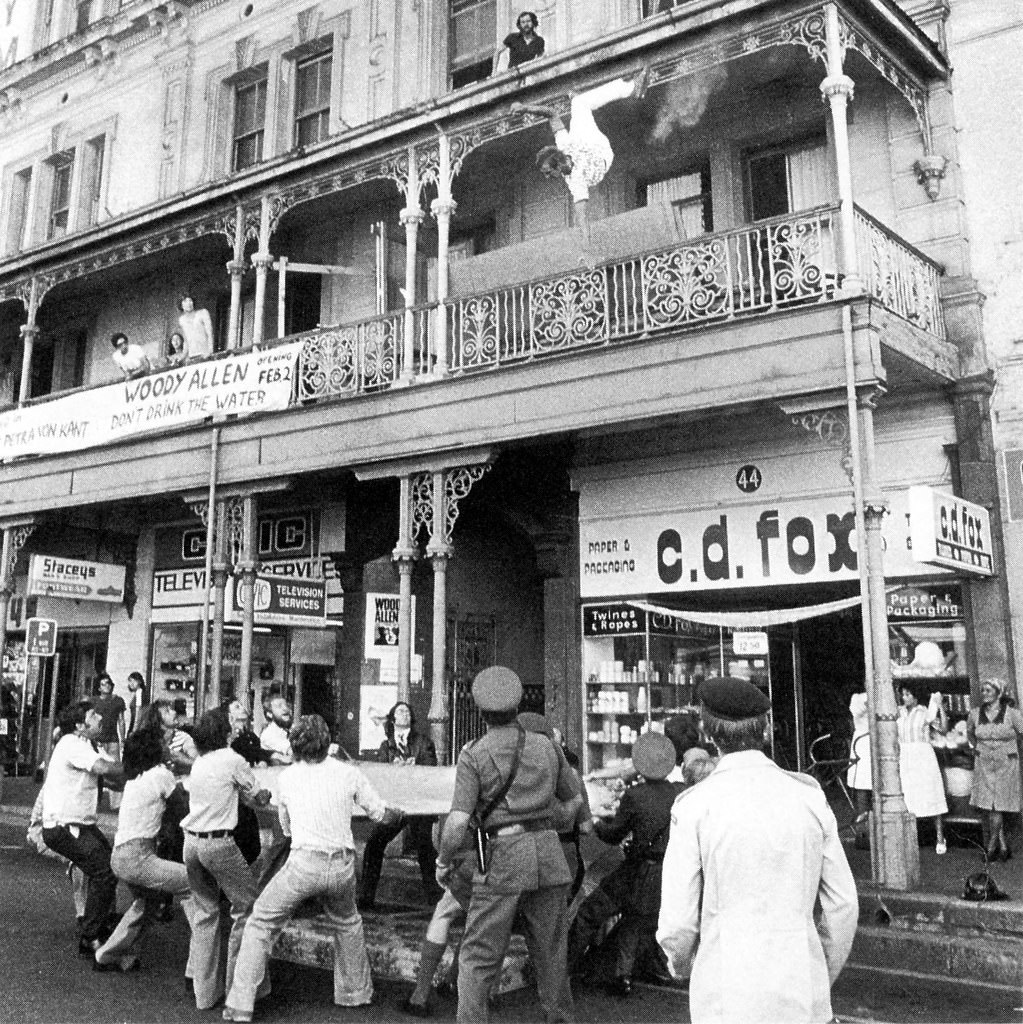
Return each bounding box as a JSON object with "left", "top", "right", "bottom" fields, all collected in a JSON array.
[
  {"left": 238, "top": 496, "right": 259, "bottom": 707},
  {"left": 197, "top": 426, "right": 220, "bottom": 716}
]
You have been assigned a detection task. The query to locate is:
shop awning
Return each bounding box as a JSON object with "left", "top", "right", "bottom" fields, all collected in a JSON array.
[{"left": 628, "top": 594, "right": 864, "bottom": 629}]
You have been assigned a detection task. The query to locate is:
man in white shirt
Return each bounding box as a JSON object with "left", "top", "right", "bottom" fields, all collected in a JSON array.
[
  {"left": 41, "top": 700, "right": 124, "bottom": 957},
  {"left": 657, "top": 677, "right": 858, "bottom": 1024},
  {"left": 110, "top": 332, "right": 152, "bottom": 380},
  {"left": 259, "top": 696, "right": 294, "bottom": 765},
  {"left": 225, "top": 715, "right": 396, "bottom": 1020}
]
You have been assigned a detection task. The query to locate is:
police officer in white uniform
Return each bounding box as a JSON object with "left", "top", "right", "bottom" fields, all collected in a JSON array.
[{"left": 657, "top": 677, "right": 858, "bottom": 1024}]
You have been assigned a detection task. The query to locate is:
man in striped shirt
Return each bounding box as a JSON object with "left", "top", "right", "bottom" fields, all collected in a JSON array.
[{"left": 224, "top": 715, "right": 400, "bottom": 1021}]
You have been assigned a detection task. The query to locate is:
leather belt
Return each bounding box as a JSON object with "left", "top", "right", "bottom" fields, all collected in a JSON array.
[
  {"left": 186, "top": 829, "right": 233, "bottom": 839},
  {"left": 488, "top": 821, "right": 551, "bottom": 838}
]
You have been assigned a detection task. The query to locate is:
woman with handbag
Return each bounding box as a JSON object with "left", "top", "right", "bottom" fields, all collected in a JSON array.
[{"left": 967, "top": 678, "right": 1023, "bottom": 861}]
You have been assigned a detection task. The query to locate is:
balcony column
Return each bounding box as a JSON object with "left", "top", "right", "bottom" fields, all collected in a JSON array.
[
  {"left": 236, "top": 495, "right": 260, "bottom": 707},
  {"left": 251, "top": 196, "right": 273, "bottom": 345},
  {"left": 17, "top": 277, "right": 40, "bottom": 406},
  {"left": 226, "top": 203, "right": 247, "bottom": 350},
  {"left": 392, "top": 475, "right": 417, "bottom": 702},
  {"left": 821, "top": 2, "right": 863, "bottom": 295},
  {"left": 208, "top": 500, "right": 231, "bottom": 710},
  {"left": 429, "top": 134, "right": 456, "bottom": 377},
  {"left": 426, "top": 470, "right": 453, "bottom": 760},
  {"left": 859, "top": 395, "right": 919, "bottom": 890},
  {"left": 399, "top": 148, "right": 425, "bottom": 383}
]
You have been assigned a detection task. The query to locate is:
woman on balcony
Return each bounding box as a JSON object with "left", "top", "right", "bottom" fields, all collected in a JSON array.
[{"left": 178, "top": 295, "right": 214, "bottom": 360}]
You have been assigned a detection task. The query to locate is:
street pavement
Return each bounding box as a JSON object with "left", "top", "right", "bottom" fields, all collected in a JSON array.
[{"left": 1, "top": 808, "right": 1020, "bottom": 1023}]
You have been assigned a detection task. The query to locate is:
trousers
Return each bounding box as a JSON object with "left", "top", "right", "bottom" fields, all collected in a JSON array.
[
  {"left": 227, "top": 848, "right": 373, "bottom": 1013},
  {"left": 183, "top": 833, "right": 257, "bottom": 1010},
  {"left": 42, "top": 823, "right": 117, "bottom": 941},
  {"left": 360, "top": 815, "right": 437, "bottom": 901},
  {"left": 95, "top": 838, "right": 192, "bottom": 965}
]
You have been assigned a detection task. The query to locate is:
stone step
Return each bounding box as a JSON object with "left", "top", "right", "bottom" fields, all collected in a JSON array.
[{"left": 850, "top": 924, "right": 1023, "bottom": 990}]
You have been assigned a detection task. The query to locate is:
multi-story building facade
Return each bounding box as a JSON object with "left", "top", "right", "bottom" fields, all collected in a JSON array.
[{"left": 0, "top": 0, "right": 1007, "bottom": 836}]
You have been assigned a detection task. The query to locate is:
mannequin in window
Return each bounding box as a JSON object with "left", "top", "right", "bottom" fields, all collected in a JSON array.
[{"left": 177, "top": 295, "right": 213, "bottom": 360}]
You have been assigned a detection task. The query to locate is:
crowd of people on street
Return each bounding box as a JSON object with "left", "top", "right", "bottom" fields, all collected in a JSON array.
[{"left": 28, "top": 649, "right": 1023, "bottom": 1024}]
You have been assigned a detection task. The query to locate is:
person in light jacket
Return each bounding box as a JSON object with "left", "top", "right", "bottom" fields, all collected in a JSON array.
[{"left": 657, "top": 677, "right": 858, "bottom": 1024}]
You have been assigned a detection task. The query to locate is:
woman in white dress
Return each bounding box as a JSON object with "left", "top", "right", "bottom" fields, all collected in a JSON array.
[
  {"left": 897, "top": 686, "right": 948, "bottom": 854},
  {"left": 177, "top": 295, "right": 214, "bottom": 360}
]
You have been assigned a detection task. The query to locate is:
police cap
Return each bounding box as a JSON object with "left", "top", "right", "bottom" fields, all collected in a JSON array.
[
  {"left": 472, "top": 666, "right": 523, "bottom": 712},
  {"left": 632, "top": 732, "right": 676, "bottom": 780},
  {"left": 698, "top": 676, "right": 771, "bottom": 721}
]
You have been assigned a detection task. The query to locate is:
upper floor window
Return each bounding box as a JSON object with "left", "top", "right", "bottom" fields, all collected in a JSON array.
[
  {"left": 233, "top": 75, "right": 267, "bottom": 171},
  {"left": 80, "top": 135, "right": 105, "bottom": 227},
  {"left": 641, "top": 165, "right": 712, "bottom": 237},
  {"left": 5, "top": 168, "right": 33, "bottom": 254},
  {"left": 48, "top": 151, "right": 74, "bottom": 239},
  {"left": 75, "top": 0, "right": 97, "bottom": 33},
  {"left": 745, "top": 136, "right": 833, "bottom": 221},
  {"left": 450, "top": 0, "right": 496, "bottom": 88},
  {"left": 294, "top": 50, "right": 332, "bottom": 148}
]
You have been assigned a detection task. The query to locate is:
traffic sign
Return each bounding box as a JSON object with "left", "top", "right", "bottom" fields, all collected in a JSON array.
[{"left": 26, "top": 617, "right": 58, "bottom": 657}]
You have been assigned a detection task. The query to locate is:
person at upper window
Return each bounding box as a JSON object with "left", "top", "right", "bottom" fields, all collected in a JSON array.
[
  {"left": 177, "top": 295, "right": 214, "bottom": 360},
  {"left": 495, "top": 12, "right": 545, "bottom": 74},
  {"left": 110, "top": 332, "right": 151, "bottom": 380}
]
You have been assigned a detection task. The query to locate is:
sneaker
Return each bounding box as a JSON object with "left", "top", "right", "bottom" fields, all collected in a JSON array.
[{"left": 936, "top": 840, "right": 947, "bottom": 855}]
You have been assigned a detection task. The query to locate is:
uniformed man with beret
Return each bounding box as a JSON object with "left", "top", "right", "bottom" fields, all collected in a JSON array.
[
  {"left": 567, "top": 730, "right": 682, "bottom": 996},
  {"left": 657, "top": 677, "right": 858, "bottom": 1024},
  {"left": 436, "top": 667, "right": 582, "bottom": 1023}
]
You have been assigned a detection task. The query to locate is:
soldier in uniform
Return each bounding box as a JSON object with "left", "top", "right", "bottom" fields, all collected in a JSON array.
[
  {"left": 657, "top": 677, "right": 858, "bottom": 1024},
  {"left": 567, "top": 731, "right": 681, "bottom": 995},
  {"left": 435, "top": 667, "right": 581, "bottom": 1024}
]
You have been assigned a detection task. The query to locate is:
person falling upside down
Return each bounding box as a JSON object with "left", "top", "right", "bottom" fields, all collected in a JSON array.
[{"left": 514, "top": 67, "right": 649, "bottom": 249}]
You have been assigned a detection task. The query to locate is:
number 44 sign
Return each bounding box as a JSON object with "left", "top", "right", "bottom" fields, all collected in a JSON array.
[{"left": 26, "top": 618, "right": 58, "bottom": 657}]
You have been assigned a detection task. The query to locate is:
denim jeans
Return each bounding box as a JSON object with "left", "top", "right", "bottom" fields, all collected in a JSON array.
[
  {"left": 42, "top": 823, "right": 117, "bottom": 941},
  {"left": 184, "top": 834, "right": 257, "bottom": 1010},
  {"left": 226, "top": 848, "right": 373, "bottom": 1014},
  {"left": 94, "top": 838, "right": 191, "bottom": 965}
]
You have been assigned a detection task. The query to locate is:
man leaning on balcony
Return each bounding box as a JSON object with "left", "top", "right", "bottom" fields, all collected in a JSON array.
[
  {"left": 513, "top": 66, "right": 649, "bottom": 252},
  {"left": 110, "top": 332, "right": 152, "bottom": 380}
]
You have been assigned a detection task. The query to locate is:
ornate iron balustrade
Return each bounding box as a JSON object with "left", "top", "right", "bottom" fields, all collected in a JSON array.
[
  {"left": 854, "top": 205, "right": 945, "bottom": 337},
  {"left": 447, "top": 205, "right": 841, "bottom": 373}
]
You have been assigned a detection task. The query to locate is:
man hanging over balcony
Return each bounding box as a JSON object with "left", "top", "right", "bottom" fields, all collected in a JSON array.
[{"left": 513, "top": 67, "right": 649, "bottom": 251}]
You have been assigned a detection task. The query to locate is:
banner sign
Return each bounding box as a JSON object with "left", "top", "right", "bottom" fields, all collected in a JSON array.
[
  {"left": 0, "top": 342, "right": 302, "bottom": 461},
  {"left": 28, "top": 554, "right": 126, "bottom": 603},
  {"left": 908, "top": 485, "right": 993, "bottom": 576},
  {"left": 229, "top": 574, "right": 326, "bottom": 627},
  {"left": 579, "top": 489, "right": 943, "bottom": 598}
]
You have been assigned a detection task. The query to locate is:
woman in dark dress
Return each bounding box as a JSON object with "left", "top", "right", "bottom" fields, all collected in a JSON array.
[{"left": 357, "top": 702, "right": 442, "bottom": 909}]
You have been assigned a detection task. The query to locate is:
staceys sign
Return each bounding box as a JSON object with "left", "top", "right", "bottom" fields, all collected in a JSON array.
[
  {"left": 578, "top": 490, "right": 945, "bottom": 598},
  {"left": 28, "top": 555, "right": 126, "bottom": 603}
]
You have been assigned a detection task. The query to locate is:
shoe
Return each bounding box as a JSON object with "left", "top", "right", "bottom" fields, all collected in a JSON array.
[
  {"left": 400, "top": 997, "right": 431, "bottom": 1018},
  {"left": 935, "top": 840, "right": 947, "bottom": 855},
  {"left": 93, "top": 955, "right": 139, "bottom": 973},
  {"left": 606, "top": 977, "right": 632, "bottom": 999},
  {"left": 433, "top": 980, "right": 456, "bottom": 1000},
  {"left": 222, "top": 1008, "right": 253, "bottom": 1022}
]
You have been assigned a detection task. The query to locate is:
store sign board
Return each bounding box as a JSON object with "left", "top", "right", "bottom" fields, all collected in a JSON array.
[
  {"left": 908, "top": 485, "right": 993, "bottom": 576},
  {"left": 887, "top": 584, "right": 963, "bottom": 621},
  {"left": 229, "top": 575, "right": 327, "bottom": 627},
  {"left": 28, "top": 555, "right": 125, "bottom": 603},
  {"left": 583, "top": 604, "right": 644, "bottom": 636},
  {"left": 0, "top": 342, "right": 302, "bottom": 462},
  {"left": 578, "top": 489, "right": 941, "bottom": 598}
]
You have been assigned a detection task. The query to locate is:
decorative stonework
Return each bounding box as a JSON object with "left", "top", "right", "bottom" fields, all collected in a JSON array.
[
  {"left": 790, "top": 407, "right": 855, "bottom": 486},
  {"left": 410, "top": 472, "right": 433, "bottom": 543},
  {"left": 5, "top": 522, "right": 34, "bottom": 578},
  {"left": 442, "top": 464, "right": 489, "bottom": 544}
]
